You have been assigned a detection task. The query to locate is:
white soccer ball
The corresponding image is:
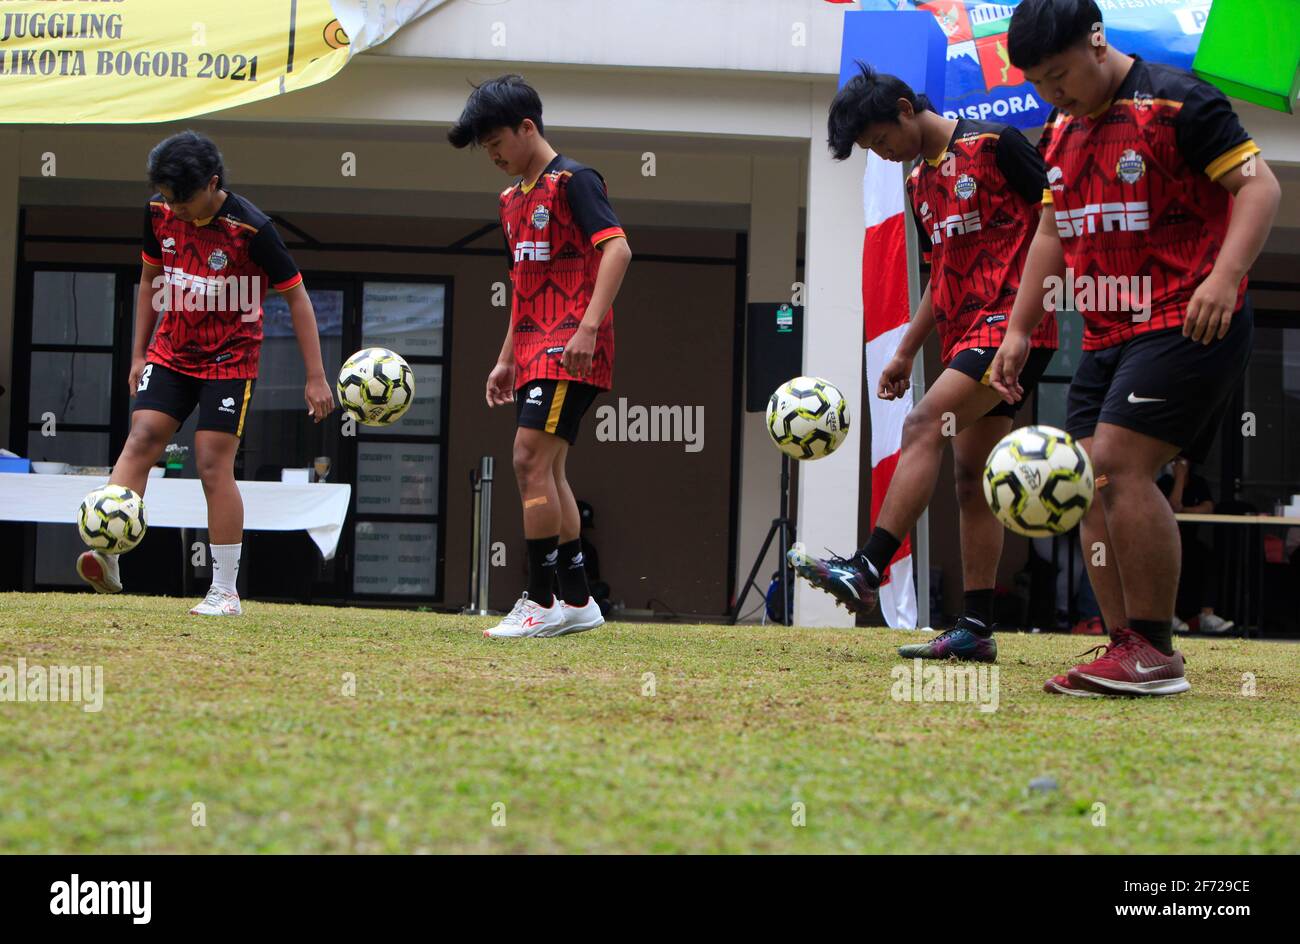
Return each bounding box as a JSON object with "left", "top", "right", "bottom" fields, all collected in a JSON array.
[
  {"left": 766, "top": 376, "right": 851, "bottom": 460},
  {"left": 983, "top": 425, "right": 1094, "bottom": 537},
  {"left": 337, "top": 347, "right": 415, "bottom": 427},
  {"left": 78, "top": 485, "right": 147, "bottom": 553}
]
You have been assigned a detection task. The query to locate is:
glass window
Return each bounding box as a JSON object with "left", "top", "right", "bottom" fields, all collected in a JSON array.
[
  {"left": 31, "top": 271, "right": 115, "bottom": 346},
  {"left": 362, "top": 282, "right": 445, "bottom": 356},
  {"left": 356, "top": 442, "right": 440, "bottom": 517},
  {"left": 239, "top": 287, "right": 345, "bottom": 482},
  {"left": 364, "top": 362, "right": 443, "bottom": 438},
  {"left": 28, "top": 352, "right": 114, "bottom": 426},
  {"left": 353, "top": 521, "right": 438, "bottom": 596}
]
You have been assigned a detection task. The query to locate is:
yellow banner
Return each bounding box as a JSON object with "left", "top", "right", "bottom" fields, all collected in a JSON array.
[{"left": 0, "top": 0, "right": 353, "bottom": 123}]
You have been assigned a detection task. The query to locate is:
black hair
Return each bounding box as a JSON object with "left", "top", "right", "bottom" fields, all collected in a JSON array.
[
  {"left": 1008, "top": 0, "right": 1104, "bottom": 71},
  {"left": 447, "top": 74, "right": 545, "bottom": 148},
  {"left": 147, "top": 131, "right": 224, "bottom": 202},
  {"left": 827, "top": 62, "right": 934, "bottom": 161}
]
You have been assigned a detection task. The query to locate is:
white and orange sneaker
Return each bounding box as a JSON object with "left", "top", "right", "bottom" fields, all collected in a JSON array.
[
  {"left": 484, "top": 593, "right": 566, "bottom": 638},
  {"left": 190, "top": 586, "right": 242, "bottom": 616},
  {"left": 77, "top": 550, "right": 122, "bottom": 594},
  {"left": 558, "top": 597, "right": 604, "bottom": 636}
]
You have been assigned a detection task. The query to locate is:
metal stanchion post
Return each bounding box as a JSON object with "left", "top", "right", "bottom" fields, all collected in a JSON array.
[{"left": 475, "top": 456, "right": 494, "bottom": 616}]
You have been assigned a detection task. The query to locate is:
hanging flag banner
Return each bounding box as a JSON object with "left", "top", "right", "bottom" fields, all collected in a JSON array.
[
  {"left": 846, "top": 1, "right": 1215, "bottom": 129},
  {"left": 0, "top": 0, "right": 447, "bottom": 124}
]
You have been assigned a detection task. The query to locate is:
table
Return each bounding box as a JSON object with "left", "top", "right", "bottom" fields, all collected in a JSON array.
[
  {"left": 0, "top": 474, "right": 352, "bottom": 560},
  {"left": 1174, "top": 513, "right": 1300, "bottom": 638}
]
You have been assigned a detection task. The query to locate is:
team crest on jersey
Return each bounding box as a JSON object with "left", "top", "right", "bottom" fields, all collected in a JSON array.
[
  {"left": 919, "top": 201, "right": 930, "bottom": 218},
  {"left": 531, "top": 204, "right": 550, "bottom": 230},
  {"left": 1133, "top": 91, "right": 1154, "bottom": 112},
  {"left": 208, "top": 248, "right": 228, "bottom": 271},
  {"left": 1116, "top": 149, "right": 1146, "bottom": 185},
  {"left": 954, "top": 174, "right": 977, "bottom": 200}
]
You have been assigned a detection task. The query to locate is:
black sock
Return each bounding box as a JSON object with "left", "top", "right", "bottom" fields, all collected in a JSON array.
[
  {"left": 526, "top": 536, "right": 559, "bottom": 607},
  {"left": 962, "top": 589, "right": 995, "bottom": 636},
  {"left": 556, "top": 538, "right": 590, "bottom": 606},
  {"left": 1129, "top": 618, "right": 1174, "bottom": 656},
  {"left": 856, "top": 527, "right": 900, "bottom": 586}
]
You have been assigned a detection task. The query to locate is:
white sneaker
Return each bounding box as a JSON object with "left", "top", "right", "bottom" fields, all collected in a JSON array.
[
  {"left": 484, "top": 593, "right": 566, "bottom": 638},
  {"left": 558, "top": 597, "right": 604, "bottom": 636},
  {"left": 1171, "top": 615, "right": 1191, "bottom": 634},
  {"left": 1198, "top": 613, "right": 1235, "bottom": 634},
  {"left": 190, "top": 586, "right": 242, "bottom": 616},
  {"left": 77, "top": 550, "right": 122, "bottom": 593}
]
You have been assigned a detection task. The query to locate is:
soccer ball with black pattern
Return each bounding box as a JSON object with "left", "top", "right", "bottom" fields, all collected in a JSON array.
[
  {"left": 766, "top": 376, "right": 851, "bottom": 460},
  {"left": 336, "top": 348, "right": 415, "bottom": 427},
  {"left": 78, "top": 485, "right": 147, "bottom": 553},
  {"left": 983, "top": 425, "right": 1094, "bottom": 537}
]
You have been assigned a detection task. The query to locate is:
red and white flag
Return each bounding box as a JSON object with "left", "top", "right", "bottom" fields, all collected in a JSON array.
[{"left": 862, "top": 150, "right": 918, "bottom": 628}]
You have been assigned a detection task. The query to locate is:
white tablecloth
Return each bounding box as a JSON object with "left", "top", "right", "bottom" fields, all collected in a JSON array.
[{"left": 0, "top": 474, "right": 352, "bottom": 560}]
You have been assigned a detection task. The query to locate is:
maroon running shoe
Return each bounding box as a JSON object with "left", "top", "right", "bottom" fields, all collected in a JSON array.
[{"left": 1065, "top": 627, "right": 1190, "bottom": 696}]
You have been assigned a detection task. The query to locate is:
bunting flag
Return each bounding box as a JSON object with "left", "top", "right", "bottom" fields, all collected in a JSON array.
[{"left": 862, "top": 149, "right": 918, "bottom": 629}]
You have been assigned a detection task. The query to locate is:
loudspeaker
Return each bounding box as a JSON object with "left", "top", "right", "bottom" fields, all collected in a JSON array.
[{"left": 745, "top": 303, "right": 804, "bottom": 413}]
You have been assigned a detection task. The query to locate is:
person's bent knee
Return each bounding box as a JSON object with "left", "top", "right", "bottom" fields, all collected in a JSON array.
[{"left": 901, "top": 404, "right": 946, "bottom": 450}]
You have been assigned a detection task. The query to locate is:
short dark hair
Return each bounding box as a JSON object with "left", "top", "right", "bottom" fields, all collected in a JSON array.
[
  {"left": 147, "top": 131, "right": 224, "bottom": 202},
  {"left": 827, "top": 62, "right": 934, "bottom": 161},
  {"left": 447, "top": 74, "right": 545, "bottom": 148},
  {"left": 1008, "top": 0, "right": 1103, "bottom": 71}
]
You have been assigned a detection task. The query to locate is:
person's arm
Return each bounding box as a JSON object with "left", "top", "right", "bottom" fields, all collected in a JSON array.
[
  {"left": 129, "top": 262, "right": 164, "bottom": 397},
  {"left": 1168, "top": 458, "right": 1189, "bottom": 512},
  {"left": 281, "top": 282, "right": 335, "bottom": 423},
  {"left": 878, "top": 284, "right": 934, "bottom": 400},
  {"left": 486, "top": 316, "right": 515, "bottom": 407},
  {"left": 1175, "top": 81, "right": 1280, "bottom": 343},
  {"left": 1183, "top": 159, "right": 1281, "bottom": 343},
  {"left": 248, "top": 222, "right": 333, "bottom": 422},
  {"left": 562, "top": 168, "right": 630, "bottom": 379},
  {"left": 989, "top": 207, "right": 1064, "bottom": 403},
  {"left": 565, "top": 236, "right": 631, "bottom": 378}
]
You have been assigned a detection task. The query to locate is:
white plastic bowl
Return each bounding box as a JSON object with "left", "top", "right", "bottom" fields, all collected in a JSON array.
[{"left": 31, "top": 461, "right": 69, "bottom": 475}]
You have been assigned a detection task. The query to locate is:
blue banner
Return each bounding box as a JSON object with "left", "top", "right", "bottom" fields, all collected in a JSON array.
[{"left": 842, "top": 1, "right": 1214, "bottom": 129}]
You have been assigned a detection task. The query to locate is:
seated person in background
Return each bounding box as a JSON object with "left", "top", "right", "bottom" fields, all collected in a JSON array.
[{"left": 1157, "top": 457, "right": 1235, "bottom": 634}]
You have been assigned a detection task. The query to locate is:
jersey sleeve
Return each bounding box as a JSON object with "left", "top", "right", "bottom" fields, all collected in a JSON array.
[
  {"left": 566, "top": 169, "right": 625, "bottom": 248},
  {"left": 996, "top": 127, "right": 1049, "bottom": 205},
  {"left": 911, "top": 202, "right": 933, "bottom": 262},
  {"left": 1176, "top": 80, "right": 1259, "bottom": 181},
  {"left": 1037, "top": 109, "right": 1060, "bottom": 205},
  {"left": 142, "top": 205, "right": 163, "bottom": 266},
  {"left": 249, "top": 222, "right": 303, "bottom": 291}
]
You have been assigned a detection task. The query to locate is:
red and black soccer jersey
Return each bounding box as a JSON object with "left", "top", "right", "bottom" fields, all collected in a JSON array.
[
  {"left": 142, "top": 191, "right": 302, "bottom": 380},
  {"left": 1041, "top": 57, "right": 1259, "bottom": 350},
  {"left": 500, "top": 154, "right": 625, "bottom": 391},
  {"left": 907, "top": 118, "right": 1058, "bottom": 364}
]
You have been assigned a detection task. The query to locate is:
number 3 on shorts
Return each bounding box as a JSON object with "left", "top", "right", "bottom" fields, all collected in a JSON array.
[{"left": 137, "top": 363, "right": 153, "bottom": 392}]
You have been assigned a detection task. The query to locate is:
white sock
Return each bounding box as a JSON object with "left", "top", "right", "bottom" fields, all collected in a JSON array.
[{"left": 211, "top": 543, "right": 241, "bottom": 594}]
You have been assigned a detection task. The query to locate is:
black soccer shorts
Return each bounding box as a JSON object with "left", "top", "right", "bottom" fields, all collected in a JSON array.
[
  {"left": 1065, "top": 298, "right": 1253, "bottom": 461},
  {"left": 132, "top": 361, "right": 256, "bottom": 437},
  {"left": 948, "top": 345, "right": 1056, "bottom": 419},
  {"left": 515, "top": 379, "right": 601, "bottom": 445}
]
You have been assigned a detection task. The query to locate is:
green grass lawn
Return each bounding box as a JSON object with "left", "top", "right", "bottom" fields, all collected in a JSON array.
[{"left": 1, "top": 592, "right": 1296, "bottom": 854}]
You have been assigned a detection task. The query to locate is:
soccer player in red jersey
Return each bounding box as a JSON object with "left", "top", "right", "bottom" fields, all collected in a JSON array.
[
  {"left": 991, "top": 0, "right": 1281, "bottom": 695},
  {"left": 790, "top": 65, "right": 1057, "bottom": 663},
  {"left": 449, "top": 75, "right": 632, "bottom": 638},
  {"left": 76, "top": 132, "right": 336, "bottom": 615}
]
